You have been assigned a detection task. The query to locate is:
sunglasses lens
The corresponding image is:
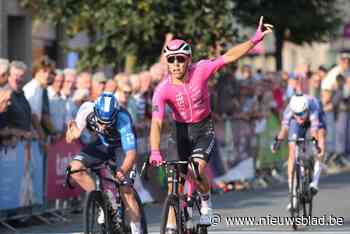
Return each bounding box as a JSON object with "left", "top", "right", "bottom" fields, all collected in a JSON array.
[
  {"left": 177, "top": 56, "right": 186, "bottom": 63},
  {"left": 167, "top": 56, "right": 187, "bottom": 64},
  {"left": 167, "top": 56, "right": 175, "bottom": 63},
  {"left": 295, "top": 111, "right": 307, "bottom": 117}
]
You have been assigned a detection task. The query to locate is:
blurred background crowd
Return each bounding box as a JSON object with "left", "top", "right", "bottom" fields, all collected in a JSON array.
[{"left": 1, "top": 49, "right": 350, "bottom": 192}]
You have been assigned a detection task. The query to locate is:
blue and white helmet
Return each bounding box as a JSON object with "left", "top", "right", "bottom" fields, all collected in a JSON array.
[{"left": 94, "top": 92, "right": 119, "bottom": 125}]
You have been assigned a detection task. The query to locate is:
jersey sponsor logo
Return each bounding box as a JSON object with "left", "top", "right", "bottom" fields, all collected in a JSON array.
[{"left": 125, "top": 132, "right": 135, "bottom": 143}]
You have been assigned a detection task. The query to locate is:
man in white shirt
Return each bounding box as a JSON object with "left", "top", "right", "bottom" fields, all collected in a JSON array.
[
  {"left": 23, "top": 57, "right": 56, "bottom": 141},
  {"left": 321, "top": 52, "right": 350, "bottom": 164},
  {"left": 61, "top": 68, "right": 77, "bottom": 100},
  {"left": 321, "top": 53, "right": 350, "bottom": 91},
  {"left": 48, "top": 69, "right": 66, "bottom": 141}
]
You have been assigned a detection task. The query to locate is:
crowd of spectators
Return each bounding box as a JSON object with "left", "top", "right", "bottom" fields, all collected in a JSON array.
[{"left": 0, "top": 48, "right": 349, "bottom": 191}]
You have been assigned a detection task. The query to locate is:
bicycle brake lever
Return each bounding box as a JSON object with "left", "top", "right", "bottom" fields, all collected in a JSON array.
[
  {"left": 140, "top": 161, "right": 149, "bottom": 181},
  {"left": 64, "top": 166, "right": 75, "bottom": 189}
]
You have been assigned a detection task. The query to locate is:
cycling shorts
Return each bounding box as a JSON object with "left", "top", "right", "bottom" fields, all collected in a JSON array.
[{"left": 175, "top": 114, "right": 215, "bottom": 175}]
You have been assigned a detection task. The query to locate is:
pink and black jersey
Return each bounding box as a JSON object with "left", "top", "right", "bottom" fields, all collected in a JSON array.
[{"left": 152, "top": 56, "right": 226, "bottom": 123}]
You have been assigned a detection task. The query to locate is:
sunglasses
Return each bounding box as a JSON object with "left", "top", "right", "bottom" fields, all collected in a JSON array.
[
  {"left": 294, "top": 111, "right": 308, "bottom": 118},
  {"left": 167, "top": 55, "right": 188, "bottom": 64}
]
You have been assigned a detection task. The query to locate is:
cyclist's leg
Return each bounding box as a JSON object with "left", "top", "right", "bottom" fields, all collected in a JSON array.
[
  {"left": 287, "top": 120, "right": 306, "bottom": 192},
  {"left": 120, "top": 185, "right": 141, "bottom": 233},
  {"left": 175, "top": 122, "right": 192, "bottom": 193},
  {"left": 190, "top": 131, "right": 215, "bottom": 225},
  {"left": 114, "top": 148, "right": 141, "bottom": 233},
  {"left": 310, "top": 127, "right": 326, "bottom": 192},
  {"left": 70, "top": 141, "right": 112, "bottom": 192}
]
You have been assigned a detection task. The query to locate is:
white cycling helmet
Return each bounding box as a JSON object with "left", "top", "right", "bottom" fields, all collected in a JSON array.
[
  {"left": 289, "top": 94, "right": 309, "bottom": 115},
  {"left": 163, "top": 39, "right": 192, "bottom": 57}
]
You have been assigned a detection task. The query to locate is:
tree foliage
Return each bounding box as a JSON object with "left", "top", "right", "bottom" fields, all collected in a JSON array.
[
  {"left": 232, "top": 0, "right": 343, "bottom": 70},
  {"left": 20, "top": 0, "right": 239, "bottom": 71}
]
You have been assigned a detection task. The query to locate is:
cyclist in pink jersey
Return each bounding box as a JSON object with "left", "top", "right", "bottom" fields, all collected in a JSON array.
[{"left": 150, "top": 16, "right": 273, "bottom": 230}]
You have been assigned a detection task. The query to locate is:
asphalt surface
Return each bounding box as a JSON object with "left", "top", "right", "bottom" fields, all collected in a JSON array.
[{"left": 1, "top": 171, "right": 350, "bottom": 234}]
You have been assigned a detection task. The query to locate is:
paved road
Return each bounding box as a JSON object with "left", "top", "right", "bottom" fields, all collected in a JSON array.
[{"left": 2, "top": 171, "right": 350, "bottom": 234}]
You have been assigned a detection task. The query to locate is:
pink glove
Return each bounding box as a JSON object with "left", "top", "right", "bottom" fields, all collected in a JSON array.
[
  {"left": 250, "top": 16, "right": 273, "bottom": 45},
  {"left": 250, "top": 23, "right": 264, "bottom": 45},
  {"left": 149, "top": 150, "right": 164, "bottom": 167}
]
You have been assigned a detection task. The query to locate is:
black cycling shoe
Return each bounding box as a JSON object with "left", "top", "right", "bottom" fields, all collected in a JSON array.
[{"left": 309, "top": 186, "right": 318, "bottom": 196}]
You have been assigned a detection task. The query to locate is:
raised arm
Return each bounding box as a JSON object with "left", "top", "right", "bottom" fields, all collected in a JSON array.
[{"left": 222, "top": 16, "right": 273, "bottom": 64}]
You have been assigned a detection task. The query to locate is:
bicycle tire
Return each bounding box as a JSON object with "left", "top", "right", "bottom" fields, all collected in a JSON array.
[
  {"left": 304, "top": 159, "right": 314, "bottom": 219},
  {"left": 84, "top": 190, "right": 112, "bottom": 234},
  {"left": 290, "top": 163, "right": 301, "bottom": 231},
  {"left": 121, "top": 187, "right": 148, "bottom": 234},
  {"left": 160, "top": 194, "right": 183, "bottom": 234}
]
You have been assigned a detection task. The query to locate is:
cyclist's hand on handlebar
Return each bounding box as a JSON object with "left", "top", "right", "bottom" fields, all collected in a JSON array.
[
  {"left": 271, "top": 136, "right": 282, "bottom": 154},
  {"left": 115, "top": 168, "right": 125, "bottom": 182},
  {"left": 149, "top": 150, "right": 164, "bottom": 167}
]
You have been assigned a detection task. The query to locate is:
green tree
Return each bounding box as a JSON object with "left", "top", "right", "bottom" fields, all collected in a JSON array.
[
  {"left": 232, "top": 0, "right": 343, "bottom": 70},
  {"left": 20, "top": 0, "right": 239, "bottom": 71}
]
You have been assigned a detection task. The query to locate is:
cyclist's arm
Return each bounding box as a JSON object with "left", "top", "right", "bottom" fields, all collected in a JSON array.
[
  {"left": 119, "top": 111, "right": 137, "bottom": 174},
  {"left": 278, "top": 107, "right": 292, "bottom": 140},
  {"left": 222, "top": 40, "right": 255, "bottom": 64},
  {"left": 150, "top": 86, "right": 166, "bottom": 151},
  {"left": 150, "top": 118, "right": 163, "bottom": 151},
  {"left": 66, "top": 102, "right": 92, "bottom": 143},
  {"left": 222, "top": 16, "right": 273, "bottom": 64}
]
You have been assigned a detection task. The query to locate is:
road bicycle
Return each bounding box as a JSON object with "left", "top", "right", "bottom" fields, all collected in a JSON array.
[
  {"left": 141, "top": 158, "right": 209, "bottom": 234},
  {"left": 65, "top": 160, "right": 148, "bottom": 234},
  {"left": 273, "top": 137, "right": 319, "bottom": 230}
]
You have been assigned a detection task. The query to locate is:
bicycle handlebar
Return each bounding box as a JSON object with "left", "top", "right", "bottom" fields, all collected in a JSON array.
[
  {"left": 64, "top": 162, "right": 129, "bottom": 190},
  {"left": 140, "top": 158, "right": 201, "bottom": 182},
  {"left": 272, "top": 137, "right": 321, "bottom": 154}
]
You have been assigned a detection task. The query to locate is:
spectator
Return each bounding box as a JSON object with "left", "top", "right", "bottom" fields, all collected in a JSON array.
[
  {"left": 76, "top": 71, "right": 92, "bottom": 90},
  {"left": 309, "top": 73, "right": 322, "bottom": 99},
  {"left": 216, "top": 65, "right": 238, "bottom": 116},
  {"left": 317, "top": 65, "right": 328, "bottom": 81},
  {"left": 66, "top": 88, "right": 90, "bottom": 123},
  {"left": 114, "top": 72, "right": 129, "bottom": 88},
  {"left": 61, "top": 68, "right": 77, "bottom": 100},
  {"left": 23, "top": 56, "right": 56, "bottom": 141},
  {"left": 239, "top": 64, "right": 254, "bottom": 83},
  {"left": 1, "top": 61, "right": 33, "bottom": 145},
  {"left": 285, "top": 73, "right": 297, "bottom": 100},
  {"left": 322, "top": 52, "right": 350, "bottom": 91},
  {"left": 90, "top": 72, "right": 107, "bottom": 101},
  {"left": 321, "top": 53, "right": 349, "bottom": 162},
  {"left": 138, "top": 71, "right": 153, "bottom": 118},
  {"left": 48, "top": 69, "right": 66, "bottom": 142},
  {"left": 0, "top": 89, "right": 11, "bottom": 113},
  {"left": 128, "top": 74, "right": 146, "bottom": 123},
  {"left": 150, "top": 62, "right": 167, "bottom": 84},
  {"left": 115, "top": 81, "right": 132, "bottom": 108},
  {"left": 105, "top": 79, "right": 117, "bottom": 93},
  {"left": 0, "top": 58, "right": 9, "bottom": 87}
]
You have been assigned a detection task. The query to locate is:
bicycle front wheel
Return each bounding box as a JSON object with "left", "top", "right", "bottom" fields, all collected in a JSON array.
[
  {"left": 160, "top": 194, "right": 183, "bottom": 234},
  {"left": 84, "top": 191, "right": 111, "bottom": 234},
  {"left": 290, "top": 164, "right": 301, "bottom": 231},
  {"left": 303, "top": 159, "right": 314, "bottom": 219}
]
